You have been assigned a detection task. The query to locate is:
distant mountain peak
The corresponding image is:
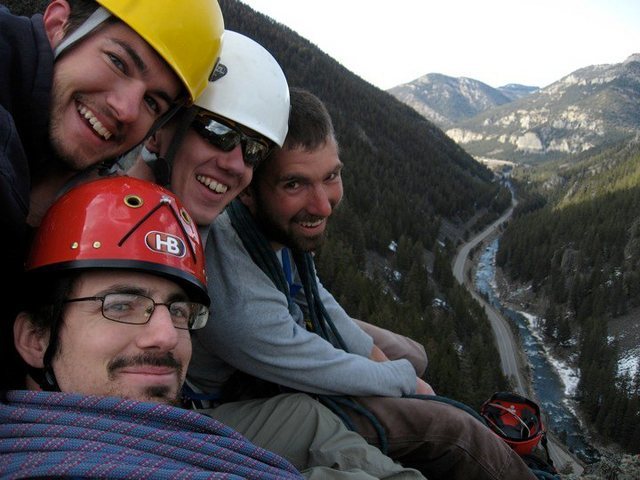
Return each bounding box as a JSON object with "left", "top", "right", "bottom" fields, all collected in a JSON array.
[
  {"left": 387, "top": 73, "right": 514, "bottom": 127},
  {"left": 389, "top": 55, "right": 640, "bottom": 165},
  {"left": 624, "top": 53, "right": 640, "bottom": 64},
  {"left": 443, "top": 55, "right": 640, "bottom": 164}
]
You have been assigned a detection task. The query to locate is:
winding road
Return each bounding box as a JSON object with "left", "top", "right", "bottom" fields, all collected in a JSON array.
[
  {"left": 451, "top": 196, "right": 584, "bottom": 475},
  {"left": 452, "top": 201, "right": 525, "bottom": 393}
]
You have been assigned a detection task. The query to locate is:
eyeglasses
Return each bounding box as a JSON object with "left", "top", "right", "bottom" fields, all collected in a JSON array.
[
  {"left": 191, "top": 114, "right": 272, "bottom": 168},
  {"left": 63, "top": 293, "right": 209, "bottom": 330}
]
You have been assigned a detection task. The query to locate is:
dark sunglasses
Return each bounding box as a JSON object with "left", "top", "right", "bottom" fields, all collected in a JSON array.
[{"left": 191, "top": 114, "right": 272, "bottom": 168}]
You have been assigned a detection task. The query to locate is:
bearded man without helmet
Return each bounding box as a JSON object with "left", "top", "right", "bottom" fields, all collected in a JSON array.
[{"left": 187, "top": 87, "right": 540, "bottom": 480}]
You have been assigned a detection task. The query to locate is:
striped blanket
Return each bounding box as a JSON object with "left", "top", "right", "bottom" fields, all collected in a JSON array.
[{"left": 0, "top": 390, "right": 302, "bottom": 479}]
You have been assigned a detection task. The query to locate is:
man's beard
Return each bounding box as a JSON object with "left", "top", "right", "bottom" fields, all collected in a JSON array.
[
  {"left": 108, "top": 352, "right": 184, "bottom": 405},
  {"left": 143, "top": 385, "right": 180, "bottom": 406},
  {"left": 47, "top": 83, "right": 87, "bottom": 171},
  {"left": 47, "top": 85, "right": 119, "bottom": 171},
  {"left": 253, "top": 208, "right": 327, "bottom": 253}
]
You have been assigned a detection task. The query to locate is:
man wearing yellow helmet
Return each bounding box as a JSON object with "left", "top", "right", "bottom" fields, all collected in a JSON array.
[{"left": 0, "top": 0, "right": 224, "bottom": 387}]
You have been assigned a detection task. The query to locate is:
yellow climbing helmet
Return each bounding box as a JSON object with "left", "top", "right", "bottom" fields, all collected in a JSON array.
[
  {"left": 100, "top": 0, "right": 224, "bottom": 102},
  {"left": 56, "top": 0, "right": 225, "bottom": 103}
]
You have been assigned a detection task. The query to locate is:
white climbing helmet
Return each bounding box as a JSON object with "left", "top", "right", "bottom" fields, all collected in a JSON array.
[{"left": 195, "top": 30, "right": 290, "bottom": 147}]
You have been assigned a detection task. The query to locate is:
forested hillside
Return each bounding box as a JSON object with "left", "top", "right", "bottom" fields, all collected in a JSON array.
[
  {"left": 217, "top": 0, "right": 511, "bottom": 405},
  {"left": 11, "top": 0, "right": 513, "bottom": 406},
  {"left": 497, "top": 138, "right": 640, "bottom": 450}
]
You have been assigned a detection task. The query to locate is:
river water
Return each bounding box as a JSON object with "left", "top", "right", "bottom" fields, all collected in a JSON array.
[{"left": 474, "top": 239, "right": 600, "bottom": 464}]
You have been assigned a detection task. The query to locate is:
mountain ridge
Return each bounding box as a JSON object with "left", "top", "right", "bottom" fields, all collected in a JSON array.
[
  {"left": 390, "top": 54, "right": 640, "bottom": 164},
  {"left": 388, "top": 73, "right": 518, "bottom": 127}
]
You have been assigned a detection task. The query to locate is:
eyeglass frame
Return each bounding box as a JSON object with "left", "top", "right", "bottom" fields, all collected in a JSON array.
[
  {"left": 191, "top": 113, "right": 273, "bottom": 168},
  {"left": 63, "top": 292, "right": 209, "bottom": 331}
]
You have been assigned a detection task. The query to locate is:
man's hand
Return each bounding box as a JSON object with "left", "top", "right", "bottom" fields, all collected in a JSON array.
[
  {"left": 369, "top": 344, "right": 390, "bottom": 362},
  {"left": 416, "top": 377, "right": 435, "bottom": 395},
  {"left": 370, "top": 344, "right": 435, "bottom": 395}
]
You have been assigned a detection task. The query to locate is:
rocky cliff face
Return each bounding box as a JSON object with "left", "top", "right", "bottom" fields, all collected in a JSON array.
[{"left": 447, "top": 54, "right": 640, "bottom": 163}]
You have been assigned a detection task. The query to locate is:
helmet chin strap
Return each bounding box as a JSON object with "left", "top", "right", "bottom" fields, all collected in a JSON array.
[
  {"left": 27, "top": 365, "right": 60, "bottom": 392},
  {"left": 145, "top": 107, "right": 198, "bottom": 188},
  {"left": 54, "top": 7, "right": 111, "bottom": 59},
  {"left": 26, "top": 289, "right": 71, "bottom": 393}
]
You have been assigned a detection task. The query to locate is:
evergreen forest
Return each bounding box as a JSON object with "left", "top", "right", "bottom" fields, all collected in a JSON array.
[
  {"left": 10, "top": 0, "right": 515, "bottom": 409},
  {"left": 217, "top": 0, "right": 512, "bottom": 408},
  {"left": 498, "top": 139, "right": 640, "bottom": 451}
]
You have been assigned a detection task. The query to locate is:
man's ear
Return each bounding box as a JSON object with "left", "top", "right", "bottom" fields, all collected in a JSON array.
[
  {"left": 144, "top": 131, "right": 163, "bottom": 155},
  {"left": 43, "top": 0, "right": 72, "bottom": 48},
  {"left": 13, "top": 313, "right": 49, "bottom": 369},
  {"left": 238, "top": 187, "right": 255, "bottom": 209}
]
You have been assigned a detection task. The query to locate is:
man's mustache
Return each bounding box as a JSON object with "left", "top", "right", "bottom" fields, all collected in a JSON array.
[{"left": 108, "top": 352, "right": 182, "bottom": 373}]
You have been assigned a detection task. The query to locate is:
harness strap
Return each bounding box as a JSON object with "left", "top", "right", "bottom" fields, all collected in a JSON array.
[
  {"left": 54, "top": 7, "right": 111, "bottom": 58},
  {"left": 281, "top": 248, "right": 302, "bottom": 297}
]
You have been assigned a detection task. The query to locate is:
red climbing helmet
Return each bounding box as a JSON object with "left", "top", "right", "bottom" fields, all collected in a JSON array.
[
  {"left": 26, "top": 176, "right": 209, "bottom": 306},
  {"left": 480, "top": 392, "right": 545, "bottom": 456}
]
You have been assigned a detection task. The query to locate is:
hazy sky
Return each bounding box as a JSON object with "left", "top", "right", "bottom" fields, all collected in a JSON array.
[{"left": 239, "top": 0, "right": 640, "bottom": 90}]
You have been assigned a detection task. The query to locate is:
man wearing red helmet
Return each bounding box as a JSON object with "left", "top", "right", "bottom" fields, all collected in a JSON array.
[
  {"left": 4, "top": 176, "right": 425, "bottom": 479},
  {"left": 0, "top": 0, "right": 224, "bottom": 384},
  {"left": 1, "top": 176, "right": 303, "bottom": 478}
]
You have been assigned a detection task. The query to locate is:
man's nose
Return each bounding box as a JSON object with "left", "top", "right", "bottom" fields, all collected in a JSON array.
[
  {"left": 107, "top": 81, "right": 145, "bottom": 124},
  {"left": 216, "top": 144, "right": 247, "bottom": 175},
  {"left": 308, "top": 185, "right": 332, "bottom": 217},
  {"left": 136, "top": 304, "right": 180, "bottom": 350}
]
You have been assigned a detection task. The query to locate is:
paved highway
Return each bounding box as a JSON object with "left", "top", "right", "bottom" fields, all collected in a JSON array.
[
  {"left": 452, "top": 202, "right": 525, "bottom": 392},
  {"left": 451, "top": 198, "right": 584, "bottom": 474}
]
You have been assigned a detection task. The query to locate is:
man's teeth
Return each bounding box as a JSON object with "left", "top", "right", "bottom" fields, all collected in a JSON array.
[
  {"left": 300, "top": 219, "right": 323, "bottom": 228},
  {"left": 78, "top": 105, "right": 112, "bottom": 140},
  {"left": 197, "top": 175, "right": 229, "bottom": 193}
]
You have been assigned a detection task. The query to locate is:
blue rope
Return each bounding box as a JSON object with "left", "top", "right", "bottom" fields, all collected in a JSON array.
[
  {"left": 0, "top": 390, "right": 302, "bottom": 479},
  {"left": 319, "top": 396, "right": 389, "bottom": 455}
]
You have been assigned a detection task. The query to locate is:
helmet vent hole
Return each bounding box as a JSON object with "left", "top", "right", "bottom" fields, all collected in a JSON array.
[
  {"left": 124, "top": 195, "right": 144, "bottom": 208},
  {"left": 180, "top": 209, "right": 192, "bottom": 224}
]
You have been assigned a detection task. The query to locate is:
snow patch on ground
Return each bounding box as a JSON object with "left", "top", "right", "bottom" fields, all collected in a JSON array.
[
  {"left": 519, "top": 310, "right": 580, "bottom": 398},
  {"left": 617, "top": 348, "right": 640, "bottom": 379}
]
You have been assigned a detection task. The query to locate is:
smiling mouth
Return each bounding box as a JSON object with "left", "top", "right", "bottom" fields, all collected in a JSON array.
[
  {"left": 196, "top": 174, "right": 229, "bottom": 194},
  {"left": 298, "top": 218, "right": 324, "bottom": 228},
  {"left": 77, "top": 104, "right": 113, "bottom": 140}
]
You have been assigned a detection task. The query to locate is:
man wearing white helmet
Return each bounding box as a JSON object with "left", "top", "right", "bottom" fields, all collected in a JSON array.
[
  {"left": 126, "top": 30, "right": 425, "bottom": 480},
  {"left": 0, "top": 0, "right": 224, "bottom": 388},
  {"left": 186, "top": 85, "right": 539, "bottom": 480}
]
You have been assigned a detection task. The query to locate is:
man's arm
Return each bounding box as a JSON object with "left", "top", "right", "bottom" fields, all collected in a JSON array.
[
  {"left": 313, "top": 278, "right": 435, "bottom": 394},
  {"left": 354, "top": 319, "right": 428, "bottom": 376},
  {"left": 188, "top": 214, "right": 418, "bottom": 398},
  {"left": 368, "top": 337, "right": 435, "bottom": 395}
]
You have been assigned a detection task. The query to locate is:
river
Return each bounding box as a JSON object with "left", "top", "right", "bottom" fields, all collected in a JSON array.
[{"left": 474, "top": 238, "right": 601, "bottom": 465}]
